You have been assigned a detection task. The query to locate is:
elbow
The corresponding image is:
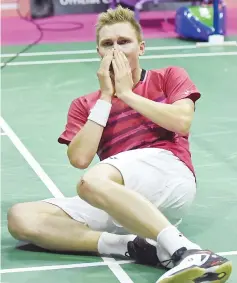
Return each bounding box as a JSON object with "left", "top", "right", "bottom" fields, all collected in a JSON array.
[
  {"left": 177, "top": 116, "right": 191, "bottom": 136},
  {"left": 67, "top": 148, "right": 91, "bottom": 169},
  {"left": 69, "top": 157, "right": 90, "bottom": 169}
]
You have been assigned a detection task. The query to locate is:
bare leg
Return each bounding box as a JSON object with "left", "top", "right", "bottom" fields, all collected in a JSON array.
[
  {"left": 8, "top": 201, "right": 101, "bottom": 252},
  {"left": 78, "top": 176, "right": 170, "bottom": 241},
  {"left": 77, "top": 163, "right": 200, "bottom": 259},
  {"left": 7, "top": 164, "right": 198, "bottom": 262}
]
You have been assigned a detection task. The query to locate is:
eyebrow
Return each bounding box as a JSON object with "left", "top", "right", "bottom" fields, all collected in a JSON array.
[{"left": 100, "top": 36, "right": 132, "bottom": 45}]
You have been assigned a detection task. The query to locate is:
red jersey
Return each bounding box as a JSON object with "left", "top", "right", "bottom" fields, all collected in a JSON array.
[{"left": 58, "top": 67, "right": 201, "bottom": 175}]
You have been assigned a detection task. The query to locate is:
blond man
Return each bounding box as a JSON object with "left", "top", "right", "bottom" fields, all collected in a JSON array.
[{"left": 8, "top": 6, "right": 232, "bottom": 283}]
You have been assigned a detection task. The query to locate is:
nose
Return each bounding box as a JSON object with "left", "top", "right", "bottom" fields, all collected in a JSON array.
[{"left": 113, "top": 44, "right": 122, "bottom": 51}]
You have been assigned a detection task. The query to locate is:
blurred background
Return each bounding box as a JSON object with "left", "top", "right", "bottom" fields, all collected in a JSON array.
[{"left": 1, "top": 0, "right": 236, "bottom": 46}]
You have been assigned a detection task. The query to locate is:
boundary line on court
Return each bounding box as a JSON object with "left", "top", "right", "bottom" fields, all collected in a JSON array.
[
  {"left": 1, "top": 251, "right": 237, "bottom": 274},
  {"left": 0, "top": 260, "right": 134, "bottom": 274},
  {"left": 1, "top": 42, "right": 237, "bottom": 58},
  {"left": 218, "top": 251, "right": 237, "bottom": 256},
  {"left": 0, "top": 116, "right": 134, "bottom": 283},
  {"left": 0, "top": 45, "right": 197, "bottom": 58},
  {"left": 0, "top": 117, "right": 64, "bottom": 198},
  {"left": 1, "top": 52, "right": 237, "bottom": 67}
]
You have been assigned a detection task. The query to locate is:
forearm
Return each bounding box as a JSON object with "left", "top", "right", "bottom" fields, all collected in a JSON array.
[
  {"left": 67, "top": 120, "right": 104, "bottom": 169},
  {"left": 68, "top": 95, "right": 112, "bottom": 169},
  {"left": 122, "top": 91, "right": 192, "bottom": 135}
]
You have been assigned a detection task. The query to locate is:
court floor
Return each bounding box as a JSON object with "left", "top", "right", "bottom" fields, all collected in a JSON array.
[{"left": 1, "top": 36, "right": 237, "bottom": 283}]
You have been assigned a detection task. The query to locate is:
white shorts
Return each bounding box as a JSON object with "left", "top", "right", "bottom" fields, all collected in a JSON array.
[{"left": 43, "top": 148, "right": 196, "bottom": 234}]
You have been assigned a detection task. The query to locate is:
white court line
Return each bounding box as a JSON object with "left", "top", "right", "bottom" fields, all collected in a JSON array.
[
  {"left": 1, "top": 251, "right": 236, "bottom": 274},
  {"left": 101, "top": 258, "right": 134, "bottom": 283},
  {"left": 1, "top": 132, "right": 7, "bottom": 135},
  {"left": 218, "top": 251, "right": 237, "bottom": 257},
  {"left": 0, "top": 45, "right": 198, "bottom": 58},
  {"left": 0, "top": 116, "right": 134, "bottom": 282},
  {"left": 1, "top": 42, "right": 236, "bottom": 58},
  {"left": 1, "top": 52, "right": 237, "bottom": 67},
  {"left": 0, "top": 260, "right": 134, "bottom": 274},
  {"left": 0, "top": 117, "right": 64, "bottom": 198}
]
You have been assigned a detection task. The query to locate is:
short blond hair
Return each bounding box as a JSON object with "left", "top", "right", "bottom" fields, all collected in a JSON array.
[{"left": 96, "top": 5, "right": 143, "bottom": 44}]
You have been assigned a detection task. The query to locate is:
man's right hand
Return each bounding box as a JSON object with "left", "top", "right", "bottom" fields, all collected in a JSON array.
[{"left": 97, "top": 49, "right": 114, "bottom": 100}]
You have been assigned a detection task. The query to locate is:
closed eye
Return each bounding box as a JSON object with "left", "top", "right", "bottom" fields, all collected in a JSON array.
[
  {"left": 118, "top": 39, "right": 131, "bottom": 45},
  {"left": 102, "top": 41, "right": 113, "bottom": 47}
]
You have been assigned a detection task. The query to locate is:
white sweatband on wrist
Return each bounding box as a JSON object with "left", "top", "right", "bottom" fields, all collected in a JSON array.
[{"left": 88, "top": 99, "right": 112, "bottom": 127}]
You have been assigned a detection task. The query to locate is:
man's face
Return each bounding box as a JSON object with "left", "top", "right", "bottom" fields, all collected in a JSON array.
[{"left": 97, "top": 22, "right": 145, "bottom": 76}]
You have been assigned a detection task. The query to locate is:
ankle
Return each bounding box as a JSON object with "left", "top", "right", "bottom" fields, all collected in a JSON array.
[
  {"left": 98, "top": 232, "right": 136, "bottom": 257},
  {"left": 157, "top": 226, "right": 201, "bottom": 256}
]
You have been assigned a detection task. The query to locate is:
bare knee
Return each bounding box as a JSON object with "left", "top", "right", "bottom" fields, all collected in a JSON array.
[
  {"left": 77, "top": 172, "right": 125, "bottom": 213},
  {"left": 7, "top": 203, "right": 39, "bottom": 241},
  {"left": 77, "top": 163, "right": 123, "bottom": 201},
  {"left": 77, "top": 176, "right": 94, "bottom": 200},
  {"left": 77, "top": 175, "right": 110, "bottom": 210},
  {"left": 7, "top": 201, "right": 65, "bottom": 241}
]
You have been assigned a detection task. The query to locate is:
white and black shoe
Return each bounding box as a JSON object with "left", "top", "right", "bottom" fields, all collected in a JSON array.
[{"left": 156, "top": 248, "right": 232, "bottom": 283}]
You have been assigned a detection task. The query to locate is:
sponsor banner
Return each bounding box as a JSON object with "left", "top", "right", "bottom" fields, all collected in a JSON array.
[{"left": 52, "top": 0, "right": 112, "bottom": 15}]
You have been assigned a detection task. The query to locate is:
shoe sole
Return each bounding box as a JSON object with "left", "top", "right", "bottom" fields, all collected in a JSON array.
[{"left": 158, "top": 261, "right": 232, "bottom": 283}]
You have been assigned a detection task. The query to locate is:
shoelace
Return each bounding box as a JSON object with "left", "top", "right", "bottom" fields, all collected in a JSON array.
[
  {"left": 159, "top": 247, "right": 188, "bottom": 268},
  {"left": 159, "top": 257, "right": 175, "bottom": 268}
]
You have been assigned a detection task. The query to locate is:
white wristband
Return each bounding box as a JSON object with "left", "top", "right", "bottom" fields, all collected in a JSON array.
[{"left": 88, "top": 99, "right": 112, "bottom": 127}]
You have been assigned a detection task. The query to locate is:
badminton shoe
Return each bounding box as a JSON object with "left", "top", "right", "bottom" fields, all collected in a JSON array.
[
  {"left": 126, "top": 236, "right": 160, "bottom": 266},
  {"left": 156, "top": 248, "right": 232, "bottom": 283}
]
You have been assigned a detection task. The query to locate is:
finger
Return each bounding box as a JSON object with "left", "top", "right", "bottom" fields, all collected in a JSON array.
[
  {"left": 119, "top": 51, "right": 127, "bottom": 68},
  {"left": 120, "top": 52, "right": 131, "bottom": 73},
  {"left": 118, "top": 52, "right": 129, "bottom": 69},
  {"left": 100, "top": 49, "right": 114, "bottom": 71},
  {"left": 116, "top": 51, "right": 131, "bottom": 76},
  {"left": 118, "top": 50, "right": 127, "bottom": 68},
  {"left": 112, "top": 58, "right": 119, "bottom": 76},
  {"left": 114, "top": 49, "right": 124, "bottom": 70},
  {"left": 125, "top": 56, "right": 131, "bottom": 73},
  {"left": 102, "top": 50, "right": 113, "bottom": 67},
  {"left": 102, "top": 49, "right": 113, "bottom": 61}
]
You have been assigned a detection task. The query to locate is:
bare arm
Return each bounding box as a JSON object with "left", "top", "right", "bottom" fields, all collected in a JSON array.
[
  {"left": 67, "top": 94, "right": 112, "bottom": 169},
  {"left": 121, "top": 91, "right": 195, "bottom": 136},
  {"left": 67, "top": 120, "right": 103, "bottom": 169},
  {"left": 112, "top": 50, "right": 196, "bottom": 136},
  {"left": 67, "top": 50, "right": 114, "bottom": 169}
]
